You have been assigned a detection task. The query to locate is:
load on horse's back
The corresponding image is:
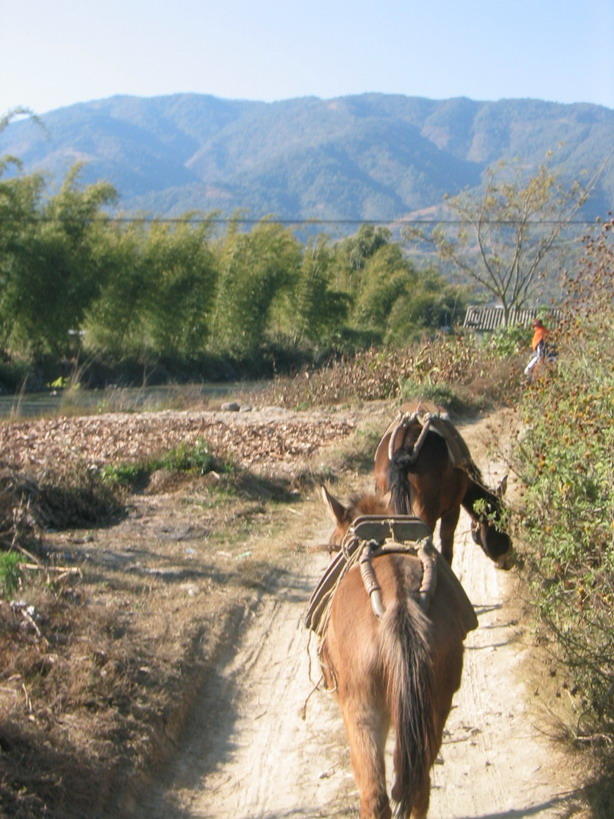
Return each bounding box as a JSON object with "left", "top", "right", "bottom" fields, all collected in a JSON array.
[
  {"left": 307, "top": 489, "right": 478, "bottom": 819},
  {"left": 374, "top": 401, "right": 513, "bottom": 569}
]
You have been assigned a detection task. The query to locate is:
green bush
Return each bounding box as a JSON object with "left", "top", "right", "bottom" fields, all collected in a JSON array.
[
  {"left": 102, "top": 439, "right": 232, "bottom": 490},
  {"left": 101, "top": 462, "right": 149, "bottom": 489},
  {"left": 516, "top": 355, "right": 613, "bottom": 732},
  {"left": 486, "top": 324, "right": 528, "bottom": 357},
  {"left": 154, "top": 439, "right": 219, "bottom": 474},
  {"left": 514, "top": 217, "right": 614, "bottom": 741}
]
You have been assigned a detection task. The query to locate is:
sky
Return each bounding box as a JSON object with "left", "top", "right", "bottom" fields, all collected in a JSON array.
[{"left": 1, "top": 0, "right": 614, "bottom": 117}]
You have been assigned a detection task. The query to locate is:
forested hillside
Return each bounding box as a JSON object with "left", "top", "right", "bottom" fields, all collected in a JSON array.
[{"left": 1, "top": 93, "right": 612, "bottom": 225}]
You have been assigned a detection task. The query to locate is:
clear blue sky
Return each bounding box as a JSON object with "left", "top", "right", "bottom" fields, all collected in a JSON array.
[{"left": 2, "top": 0, "right": 614, "bottom": 116}]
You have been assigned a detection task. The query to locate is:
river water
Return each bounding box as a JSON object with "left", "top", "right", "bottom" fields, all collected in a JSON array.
[{"left": 0, "top": 382, "right": 258, "bottom": 419}]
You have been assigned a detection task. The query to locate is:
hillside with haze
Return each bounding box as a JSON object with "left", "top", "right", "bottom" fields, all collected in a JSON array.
[{"left": 2, "top": 93, "right": 613, "bottom": 227}]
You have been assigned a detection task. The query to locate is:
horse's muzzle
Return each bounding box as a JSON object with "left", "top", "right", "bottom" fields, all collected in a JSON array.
[{"left": 496, "top": 550, "right": 515, "bottom": 570}]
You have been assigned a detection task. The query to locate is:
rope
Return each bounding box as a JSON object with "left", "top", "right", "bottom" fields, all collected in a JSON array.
[
  {"left": 359, "top": 541, "right": 385, "bottom": 617},
  {"left": 313, "top": 533, "right": 438, "bottom": 653},
  {"left": 313, "top": 531, "right": 364, "bottom": 647},
  {"left": 387, "top": 411, "right": 433, "bottom": 464}
]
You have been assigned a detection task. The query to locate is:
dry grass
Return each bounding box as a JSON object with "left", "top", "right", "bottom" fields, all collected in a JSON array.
[
  {"left": 0, "top": 404, "right": 385, "bottom": 817},
  {"left": 257, "top": 339, "right": 526, "bottom": 413}
]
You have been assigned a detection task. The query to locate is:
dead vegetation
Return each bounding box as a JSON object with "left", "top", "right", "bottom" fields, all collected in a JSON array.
[{"left": 0, "top": 402, "right": 385, "bottom": 817}]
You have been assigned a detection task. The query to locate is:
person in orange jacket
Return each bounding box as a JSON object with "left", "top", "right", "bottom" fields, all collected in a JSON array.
[{"left": 524, "top": 319, "right": 549, "bottom": 377}]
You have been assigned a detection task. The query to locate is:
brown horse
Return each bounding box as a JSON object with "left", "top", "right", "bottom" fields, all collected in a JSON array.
[
  {"left": 314, "top": 489, "right": 478, "bottom": 819},
  {"left": 374, "top": 402, "right": 513, "bottom": 568}
]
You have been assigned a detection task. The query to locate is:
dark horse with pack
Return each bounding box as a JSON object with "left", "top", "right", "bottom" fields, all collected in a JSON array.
[{"left": 374, "top": 401, "right": 513, "bottom": 569}]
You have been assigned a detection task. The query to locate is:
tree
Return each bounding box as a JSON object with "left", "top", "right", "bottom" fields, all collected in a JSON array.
[
  {"left": 1, "top": 165, "right": 117, "bottom": 358},
  {"left": 84, "top": 221, "right": 154, "bottom": 359},
  {"left": 0, "top": 107, "right": 44, "bottom": 138},
  {"left": 211, "top": 218, "right": 301, "bottom": 359},
  {"left": 351, "top": 242, "right": 416, "bottom": 341},
  {"left": 383, "top": 270, "right": 468, "bottom": 345},
  {"left": 285, "top": 237, "right": 350, "bottom": 348},
  {"left": 332, "top": 224, "right": 392, "bottom": 296},
  {"left": 343, "top": 236, "right": 467, "bottom": 344},
  {"left": 404, "top": 155, "right": 601, "bottom": 325},
  {"left": 85, "top": 216, "right": 218, "bottom": 363},
  {"left": 138, "top": 217, "right": 219, "bottom": 358}
]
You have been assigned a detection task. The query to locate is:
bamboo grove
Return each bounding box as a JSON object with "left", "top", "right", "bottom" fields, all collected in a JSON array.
[{"left": 0, "top": 166, "right": 466, "bottom": 385}]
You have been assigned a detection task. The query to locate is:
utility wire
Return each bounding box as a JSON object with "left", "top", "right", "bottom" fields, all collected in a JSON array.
[{"left": 0, "top": 215, "right": 601, "bottom": 226}]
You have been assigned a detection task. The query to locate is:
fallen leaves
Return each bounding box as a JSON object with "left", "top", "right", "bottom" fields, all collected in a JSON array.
[{"left": 0, "top": 409, "right": 356, "bottom": 473}]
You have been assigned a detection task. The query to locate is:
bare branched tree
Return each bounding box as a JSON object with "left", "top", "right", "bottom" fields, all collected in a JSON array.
[{"left": 404, "top": 154, "right": 605, "bottom": 324}]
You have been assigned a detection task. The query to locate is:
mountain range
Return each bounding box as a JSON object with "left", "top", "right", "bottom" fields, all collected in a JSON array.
[{"left": 2, "top": 93, "right": 613, "bottom": 228}]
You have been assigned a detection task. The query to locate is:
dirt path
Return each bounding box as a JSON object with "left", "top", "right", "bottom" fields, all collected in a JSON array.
[{"left": 134, "top": 412, "right": 586, "bottom": 819}]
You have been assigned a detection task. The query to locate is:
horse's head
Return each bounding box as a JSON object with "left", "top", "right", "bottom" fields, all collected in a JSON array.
[
  {"left": 471, "top": 520, "right": 514, "bottom": 569},
  {"left": 321, "top": 485, "right": 390, "bottom": 550},
  {"left": 469, "top": 475, "right": 514, "bottom": 569}
]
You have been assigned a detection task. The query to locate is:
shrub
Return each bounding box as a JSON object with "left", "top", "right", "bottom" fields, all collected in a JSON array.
[
  {"left": 260, "top": 332, "right": 521, "bottom": 412},
  {"left": 516, "top": 358, "right": 613, "bottom": 733},
  {"left": 101, "top": 462, "right": 149, "bottom": 489},
  {"left": 101, "top": 439, "right": 232, "bottom": 490},
  {"left": 154, "top": 439, "right": 218, "bottom": 474},
  {"left": 486, "top": 324, "right": 528, "bottom": 357},
  {"left": 514, "top": 216, "right": 614, "bottom": 741}
]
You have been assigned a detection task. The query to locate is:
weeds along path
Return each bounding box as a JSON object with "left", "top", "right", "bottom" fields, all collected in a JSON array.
[
  {"left": 134, "top": 411, "right": 588, "bottom": 819},
  {"left": 428, "top": 412, "right": 586, "bottom": 818}
]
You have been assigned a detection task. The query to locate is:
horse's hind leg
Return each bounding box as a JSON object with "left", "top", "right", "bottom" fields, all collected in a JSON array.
[{"left": 340, "top": 697, "right": 391, "bottom": 819}]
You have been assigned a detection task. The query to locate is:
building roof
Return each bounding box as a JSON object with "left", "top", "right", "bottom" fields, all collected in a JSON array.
[{"left": 463, "top": 305, "right": 562, "bottom": 331}]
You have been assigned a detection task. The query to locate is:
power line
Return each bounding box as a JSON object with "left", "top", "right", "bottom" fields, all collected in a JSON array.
[{"left": 0, "top": 215, "right": 601, "bottom": 227}]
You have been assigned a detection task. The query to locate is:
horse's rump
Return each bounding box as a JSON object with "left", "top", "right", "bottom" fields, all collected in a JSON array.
[
  {"left": 307, "top": 517, "right": 478, "bottom": 637},
  {"left": 374, "top": 401, "right": 480, "bottom": 483}
]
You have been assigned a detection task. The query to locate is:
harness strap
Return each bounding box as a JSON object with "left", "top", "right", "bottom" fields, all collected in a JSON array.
[
  {"left": 415, "top": 537, "right": 438, "bottom": 611},
  {"left": 306, "top": 515, "right": 437, "bottom": 636}
]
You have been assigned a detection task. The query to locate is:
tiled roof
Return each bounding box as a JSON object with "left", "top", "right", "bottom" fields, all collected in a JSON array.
[{"left": 463, "top": 306, "right": 562, "bottom": 331}]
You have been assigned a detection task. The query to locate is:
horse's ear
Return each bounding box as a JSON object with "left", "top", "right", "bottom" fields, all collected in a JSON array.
[
  {"left": 497, "top": 474, "right": 508, "bottom": 498},
  {"left": 321, "top": 484, "right": 347, "bottom": 525}
]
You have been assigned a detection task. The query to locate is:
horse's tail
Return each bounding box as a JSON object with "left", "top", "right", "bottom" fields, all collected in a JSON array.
[
  {"left": 379, "top": 598, "right": 437, "bottom": 817},
  {"left": 388, "top": 448, "right": 416, "bottom": 515}
]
